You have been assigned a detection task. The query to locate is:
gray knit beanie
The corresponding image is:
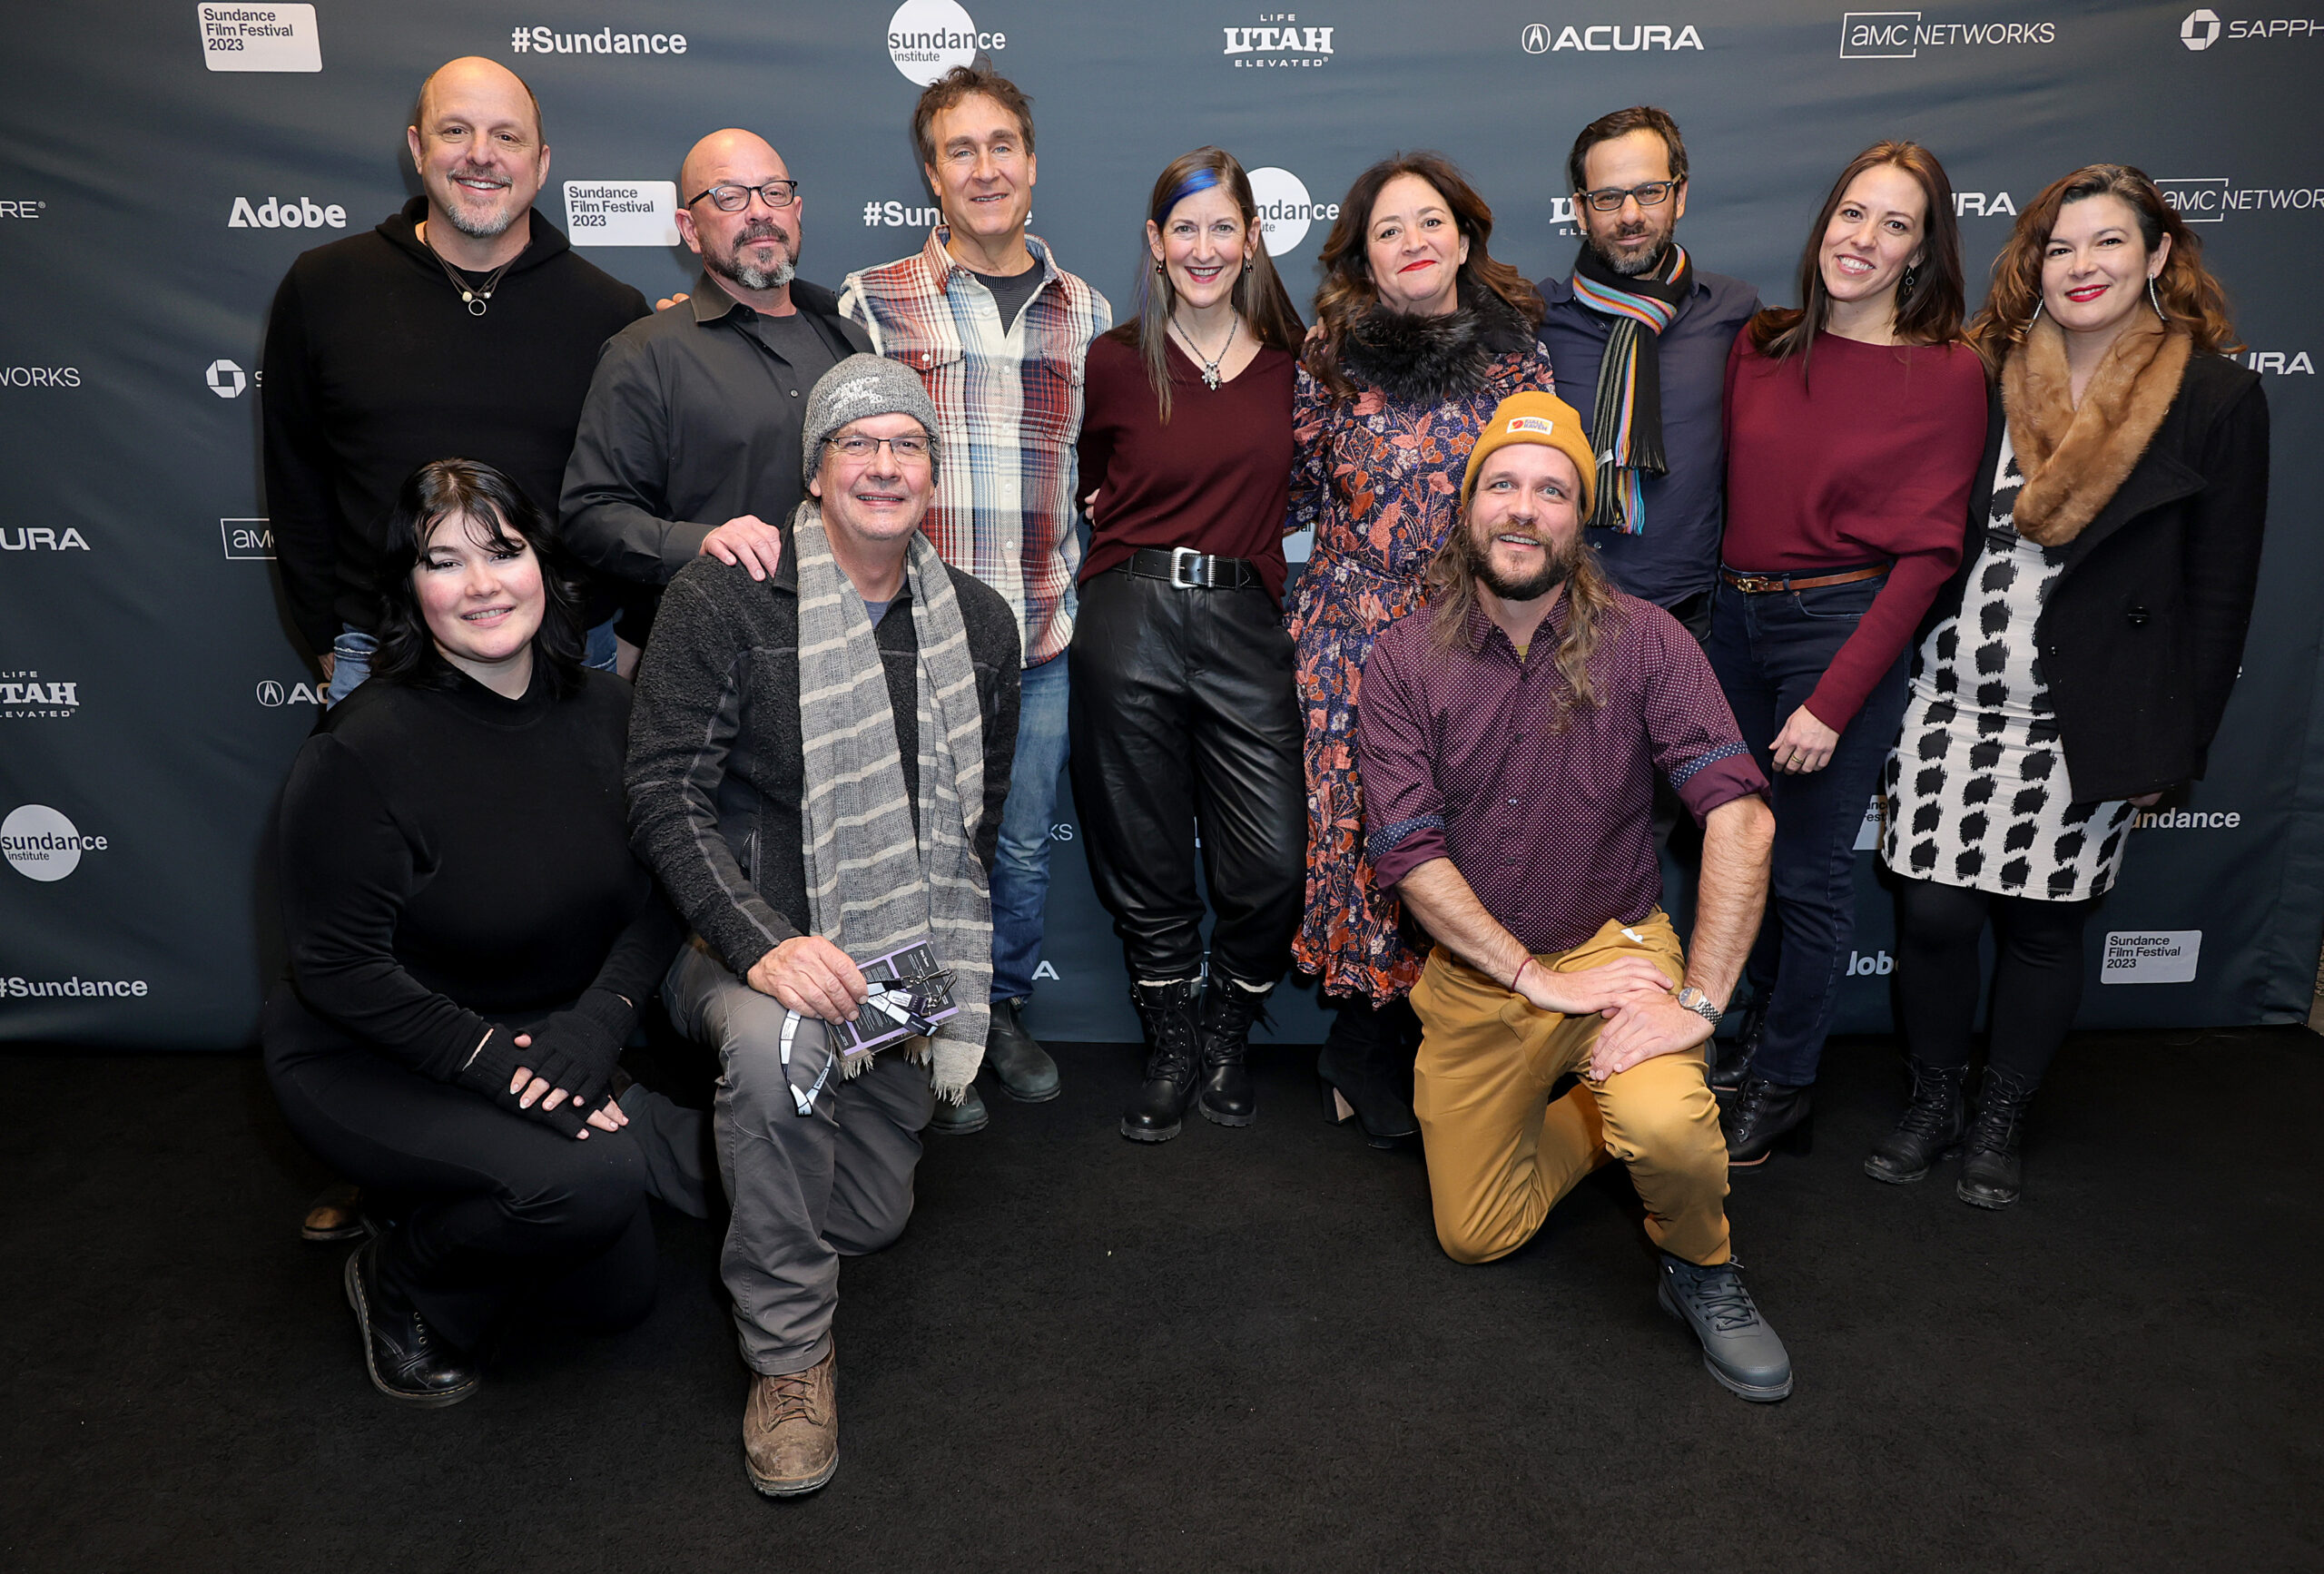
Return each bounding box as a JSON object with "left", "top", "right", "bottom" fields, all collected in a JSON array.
[{"left": 802, "top": 352, "right": 940, "bottom": 477}]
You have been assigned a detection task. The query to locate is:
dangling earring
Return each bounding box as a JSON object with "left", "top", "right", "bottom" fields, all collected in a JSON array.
[
  {"left": 2147, "top": 274, "right": 2167, "bottom": 323},
  {"left": 1900, "top": 262, "right": 1918, "bottom": 296},
  {"left": 1154, "top": 260, "right": 1165, "bottom": 275},
  {"left": 2029, "top": 297, "right": 2044, "bottom": 326}
]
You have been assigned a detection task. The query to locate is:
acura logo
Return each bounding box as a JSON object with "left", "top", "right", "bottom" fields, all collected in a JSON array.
[
  {"left": 1520, "top": 23, "right": 1551, "bottom": 52},
  {"left": 256, "top": 680, "right": 285, "bottom": 706},
  {"left": 2181, "top": 6, "right": 2221, "bottom": 48}
]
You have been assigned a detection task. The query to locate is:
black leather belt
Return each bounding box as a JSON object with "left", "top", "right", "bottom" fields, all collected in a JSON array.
[{"left": 1126, "top": 546, "right": 1261, "bottom": 590}]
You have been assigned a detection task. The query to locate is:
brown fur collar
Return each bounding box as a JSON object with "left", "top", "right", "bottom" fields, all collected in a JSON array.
[{"left": 2003, "top": 314, "right": 2191, "bottom": 546}]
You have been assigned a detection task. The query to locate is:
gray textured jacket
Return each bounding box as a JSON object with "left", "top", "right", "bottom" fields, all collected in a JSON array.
[{"left": 625, "top": 522, "right": 1020, "bottom": 976}]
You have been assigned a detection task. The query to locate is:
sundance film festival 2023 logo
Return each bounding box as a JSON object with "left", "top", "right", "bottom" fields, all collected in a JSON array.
[
  {"left": 887, "top": 0, "right": 1008, "bottom": 86},
  {"left": 564, "top": 182, "right": 679, "bottom": 246},
  {"left": 1224, "top": 13, "right": 1336, "bottom": 67},
  {"left": 2154, "top": 176, "right": 2324, "bottom": 221},
  {"left": 1520, "top": 22, "right": 1704, "bottom": 53},
  {"left": 3, "top": 804, "right": 107, "bottom": 882},
  {"left": 1840, "top": 11, "right": 2056, "bottom": 57},
  {"left": 2179, "top": 7, "right": 2318, "bottom": 47},
  {"left": 0, "top": 672, "right": 82, "bottom": 719},
  {"left": 198, "top": 3, "right": 320, "bottom": 72}
]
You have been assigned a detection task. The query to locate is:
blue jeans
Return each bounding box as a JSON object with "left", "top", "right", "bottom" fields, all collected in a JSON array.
[
  {"left": 1704, "top": 573, "right": 1909, "bottom": 1088},
  {"left": 990, "top": 653, "right": 1068, "bottom": 1003},
  {"left": 325, "top": 619, "right": 617, "bottom": 705}
]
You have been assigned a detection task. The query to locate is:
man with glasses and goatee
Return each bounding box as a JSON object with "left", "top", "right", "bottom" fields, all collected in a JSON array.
[
  {"left": 1534, "top": 106, "right": 1758, "bottom": 639},
  {"left": 562, "top": 129, "right": 872, "bottom": 629}
]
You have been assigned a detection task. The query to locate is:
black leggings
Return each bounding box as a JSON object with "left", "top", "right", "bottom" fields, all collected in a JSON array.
[
  {"left": 265, "top": 993, "right": 659, "bottom": 1353},
  {"left": 1892, "top": 877, "right": 2094, "bottom": 1087}
]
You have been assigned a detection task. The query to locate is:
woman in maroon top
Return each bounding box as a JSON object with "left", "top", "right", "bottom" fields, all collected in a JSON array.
[
  {"left": 1708, "top": 141, "right": 1988, "bottom": 1166},
  {"left": 1071, "top": 147, "right": 1308, "bottom": 1143}
]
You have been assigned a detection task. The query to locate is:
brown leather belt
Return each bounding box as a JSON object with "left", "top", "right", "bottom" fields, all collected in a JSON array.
[{"left": 1719, "top": 564, "right": 1889, "bottom": 595}]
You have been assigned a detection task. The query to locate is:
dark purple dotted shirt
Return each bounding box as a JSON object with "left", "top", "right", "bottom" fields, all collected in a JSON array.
[{"left": 1358, "top": 593, "right": 1767, "bottom": 956}]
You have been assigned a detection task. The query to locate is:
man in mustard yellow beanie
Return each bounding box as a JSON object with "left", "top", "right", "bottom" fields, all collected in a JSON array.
[{"left": 1354, "top": 391, "right": 1795, "bottom": 1402}]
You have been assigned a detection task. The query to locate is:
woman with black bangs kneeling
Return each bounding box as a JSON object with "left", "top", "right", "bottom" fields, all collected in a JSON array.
[{"left": 263, "top": 457, "right": 704, "bottom": 1406}]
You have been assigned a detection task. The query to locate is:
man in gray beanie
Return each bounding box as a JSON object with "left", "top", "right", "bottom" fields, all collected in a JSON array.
[{"left": 627, "top": 354, "right": 1022, "bottom": 1498}]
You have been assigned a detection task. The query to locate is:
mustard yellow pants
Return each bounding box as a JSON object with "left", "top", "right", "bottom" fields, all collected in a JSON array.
[{"left": 1408, "top": 910, "right": 1731, "bottom": 1267}]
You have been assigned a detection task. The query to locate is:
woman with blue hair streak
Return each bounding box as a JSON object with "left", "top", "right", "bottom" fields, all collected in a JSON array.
[{"left": 1070, "top": 147, "right": 1309, "bottom": 1143}]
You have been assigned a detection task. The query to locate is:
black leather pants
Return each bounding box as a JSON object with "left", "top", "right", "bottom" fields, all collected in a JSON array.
[{"left": 1068, "top": 566, "right": 1304, "bottom": 988}]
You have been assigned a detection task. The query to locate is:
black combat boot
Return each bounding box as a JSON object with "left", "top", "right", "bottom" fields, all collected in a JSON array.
[
  {"left": 1863, "top": 1058, "right": 1968, "bottom": 1184},
  {"left": 1196, "top": 979, "right": 1268, "bottom": 1128},
  {"left": 1120, "top": 979, "right": 1202, "bottom": 1143},
  {"left": 1724, "top": 1076, "right": 1814, "bottom": 1168},
  {"left": 1957, "top": 1065, "right": 2038, "bottom": 1209}
]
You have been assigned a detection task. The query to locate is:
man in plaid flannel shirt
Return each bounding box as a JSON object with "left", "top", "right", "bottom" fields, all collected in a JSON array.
[{"left": 840, "top": 64, "right": 1110, "bottom": 1136}]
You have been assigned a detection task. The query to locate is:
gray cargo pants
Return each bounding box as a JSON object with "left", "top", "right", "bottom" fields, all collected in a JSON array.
[{"left": 665, "top": 937, "right": 936, "bottom": 1376}]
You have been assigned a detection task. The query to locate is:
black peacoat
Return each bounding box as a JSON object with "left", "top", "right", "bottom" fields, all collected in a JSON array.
[{"left": 1925, "top": 351, "right": 2270, "bottom": 803}]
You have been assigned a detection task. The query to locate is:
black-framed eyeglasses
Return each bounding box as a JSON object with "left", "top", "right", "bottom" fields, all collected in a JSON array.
[
  {"left": 684, "top": 180, "right": 801, "bottom": 212},
  {"left": 828, "top": 433, "right": 932, "bottom": 462},
  {"left": 1581, "top": 180, "right": 1679, "bottom": 212}
]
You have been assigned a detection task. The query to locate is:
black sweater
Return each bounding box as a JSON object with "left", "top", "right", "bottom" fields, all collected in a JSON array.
[
  {"left": 261, "top": 198, "right": 649, "bottom": 654},
  {"left": 271, "top": 665, "right": 681, "bottom": 1079},
  {"left": 625, "top": 526, "right": 1021, "bottom": 978}
]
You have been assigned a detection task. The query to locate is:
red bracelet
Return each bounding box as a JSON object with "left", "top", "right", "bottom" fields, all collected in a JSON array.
[{"left": 1512, "top": 957, "right": 1534, "bottom": 993}]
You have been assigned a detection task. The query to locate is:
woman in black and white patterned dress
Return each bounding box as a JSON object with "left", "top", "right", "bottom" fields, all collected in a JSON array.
[{"left": 1868, "top": 164, "right": 2269, "bottom": 1210}]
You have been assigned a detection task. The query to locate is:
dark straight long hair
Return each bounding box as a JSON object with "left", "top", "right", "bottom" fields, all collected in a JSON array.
[
  {"left": 1116, "top": 146, "right": 1305, "bottom": 422},
  {"left": 369, "top": 457, "right": 588, "bottom": 699},
  {"left": 1304, "top": 152, "right": 1543, "bottom": 398},
  {"left": 1747, "top": 140, "right": 1967, "bottom": 365}
]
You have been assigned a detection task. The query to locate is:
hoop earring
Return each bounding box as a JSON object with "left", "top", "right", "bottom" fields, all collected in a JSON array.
[{"left": 2148, "top": 275, "right": 2167, "bottom": 323}]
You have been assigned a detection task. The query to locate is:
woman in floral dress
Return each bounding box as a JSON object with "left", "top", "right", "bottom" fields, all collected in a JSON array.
[{"left": 1287, "top": 152, "right": 1552, "bottom": 1144}]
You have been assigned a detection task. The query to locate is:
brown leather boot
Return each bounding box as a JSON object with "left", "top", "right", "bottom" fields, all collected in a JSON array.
[{"left": 743, "top": 1343, "right": 839, "bottom": 1497}]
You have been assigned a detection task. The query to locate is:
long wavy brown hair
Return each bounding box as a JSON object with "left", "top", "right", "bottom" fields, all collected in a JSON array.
[
  {"left": 1747, "top": 140, "right": 1966, "bottom": 364},
  {"left": 1112, "top": 146, "right": 1306, "bottom": 423},
  {"left": 1305, "top": 152, "right": 1543, "bottom": 398},
  {"left": 1425, "top": 510, "right": 1624, "bottom": 731},
  {"left": 1968, "top": 163, "right": 2241, "bottom": 368}
]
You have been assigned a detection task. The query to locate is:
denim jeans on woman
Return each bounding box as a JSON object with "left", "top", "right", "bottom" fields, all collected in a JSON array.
[
  {"left": 326, "top": 618, "right": 621, "bottom": 705},
  {"left": 1704, "top": 574, "right": 1909, "bottom": 1088}
]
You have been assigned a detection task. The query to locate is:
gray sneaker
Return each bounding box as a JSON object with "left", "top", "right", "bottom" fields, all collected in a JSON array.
[{"left": 1657, "top": 1253, "right": 1793, "bottom": 1402}]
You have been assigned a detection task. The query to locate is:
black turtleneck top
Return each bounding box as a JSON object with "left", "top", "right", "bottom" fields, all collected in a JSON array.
[{"left": 271, "top": 663, "right": 680, "bottom": 1077}]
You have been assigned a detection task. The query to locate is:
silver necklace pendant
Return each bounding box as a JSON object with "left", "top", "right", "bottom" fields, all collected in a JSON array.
[
  {"left": 1200, "top": 361, "right": 1220, "bottom": 391},
  {"left": 465, "top": 293, "right": 488, "bottom": 317}
]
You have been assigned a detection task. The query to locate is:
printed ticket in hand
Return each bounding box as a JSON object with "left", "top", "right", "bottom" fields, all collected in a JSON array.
[{"left": 832, "top": 941, "right": 960, "bottom": 1057}]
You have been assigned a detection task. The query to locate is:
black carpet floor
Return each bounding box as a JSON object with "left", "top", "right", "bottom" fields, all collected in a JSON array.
[{"left": 5, "top": 1027, "right": 2320, "bottom": 1573}]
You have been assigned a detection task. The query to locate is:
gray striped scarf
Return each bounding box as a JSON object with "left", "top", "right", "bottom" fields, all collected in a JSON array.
[{"left": 793, "top": 505, "right": 991, "bottom": 1100}]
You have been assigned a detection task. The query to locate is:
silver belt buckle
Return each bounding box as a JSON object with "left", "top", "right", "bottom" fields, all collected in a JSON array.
[{"left": 1169, "top": 546, "right": 1204, "bottom": 589}]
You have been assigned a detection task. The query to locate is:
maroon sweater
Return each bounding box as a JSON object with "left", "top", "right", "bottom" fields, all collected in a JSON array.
[
  {"left": 1722, "top": 331, "right": 1987, "bottom": 730},
  {"left": 1076, "top": 329, "right": 1296, "bottom": 605}
]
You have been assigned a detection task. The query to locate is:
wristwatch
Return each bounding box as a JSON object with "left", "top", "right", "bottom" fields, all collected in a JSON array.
[{"left": 1673, "top": 986, "right": 1724, "bottom": 1027}]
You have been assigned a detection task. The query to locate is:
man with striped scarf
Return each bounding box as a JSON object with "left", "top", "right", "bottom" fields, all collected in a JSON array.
[
  {"left": 627, "top": 355, "right": 1021, "bottom": 1498},
  {"left": 1534, "top": 106, "right": 1759, "bottom": 640}
]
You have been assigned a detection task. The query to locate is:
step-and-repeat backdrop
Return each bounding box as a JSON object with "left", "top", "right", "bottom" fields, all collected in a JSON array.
[{"left": 4, "top": 1, "right": 2319, "bottom": 1047}]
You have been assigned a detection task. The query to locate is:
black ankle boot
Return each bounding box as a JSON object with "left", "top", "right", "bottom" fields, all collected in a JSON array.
[
  {"left": 343, "top": 1235, "right": 478, "bottom": 1406},
  {"left": 1196, "top": 980, "right": 1266, "bottom": 1128},
  {"left": 1315, "top": 998, "right": 1418, "bottom": 1147},
  {"left": 1709, "top": 999, "right": 1763, "bottom": 1108},
  {"left": 1121, "top": 979, "right": 1202, "bottom": 1143},
  {"left": 1724, "top": 1076, "right": 1813, "bottom": 1168},
  {"left": 1864, "top": 1058, "right": 1968, "bottom": 1185},
  {"left": 1957, "top": 1065, "right": 2037, "bottom": 1208}
]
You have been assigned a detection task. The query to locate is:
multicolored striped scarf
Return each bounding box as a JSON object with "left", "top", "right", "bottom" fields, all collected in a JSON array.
[{"left": 1570, "top": 241, "right": 1692, "bottom": 535}]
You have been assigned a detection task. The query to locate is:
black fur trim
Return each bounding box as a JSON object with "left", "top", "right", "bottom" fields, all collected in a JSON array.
[{"left": 1338, "top": 285, "right": 1533, "bottom": 407}]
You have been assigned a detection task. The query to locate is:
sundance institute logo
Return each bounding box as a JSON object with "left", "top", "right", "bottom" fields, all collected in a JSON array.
[
  {"left": 886, "top": 0, "right": 1008, "bottom": 86},
  {"left": 3, "top": 803, "right": 107, "bottom": 882}
]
